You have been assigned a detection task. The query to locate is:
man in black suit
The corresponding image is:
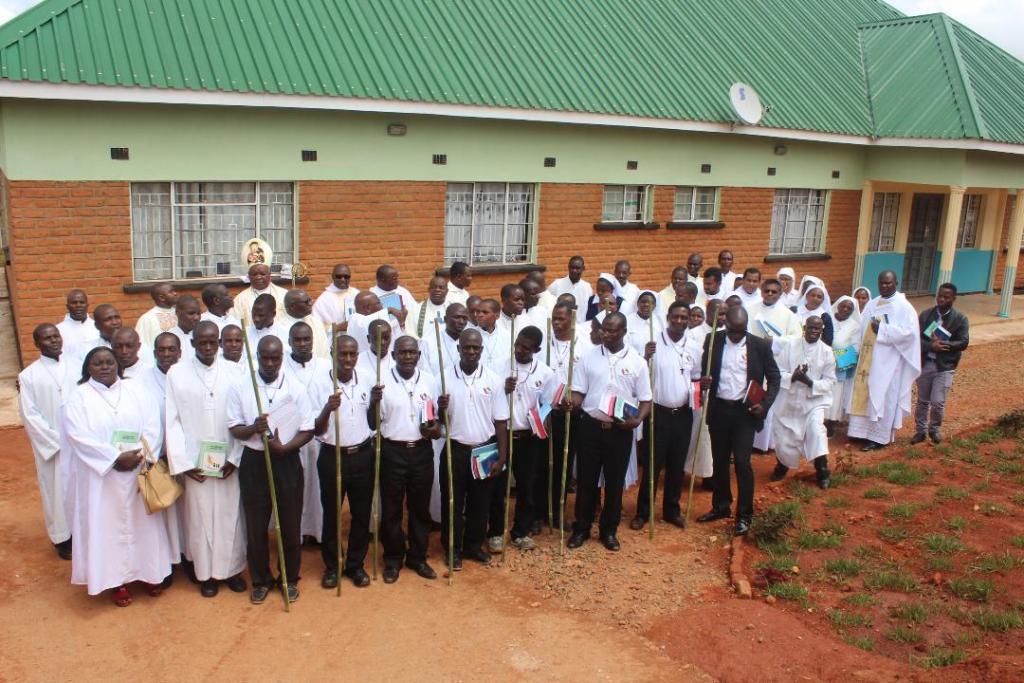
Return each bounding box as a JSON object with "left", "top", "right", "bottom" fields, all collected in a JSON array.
[{"left": 697, "top": 307, "right": 780, "bottom": 535}]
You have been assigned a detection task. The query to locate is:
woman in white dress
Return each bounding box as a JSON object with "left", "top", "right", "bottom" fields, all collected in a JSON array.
[
  {"left": 683, "top": 305, "right": 715, "bottom": 489},
  {"left": 827, "top": 295, "right": 861, "bottom": 433}
]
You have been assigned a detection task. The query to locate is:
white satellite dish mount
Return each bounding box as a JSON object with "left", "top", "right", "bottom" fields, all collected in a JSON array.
[{"left": 729, "top": 82, "right": 763, "bottom": 125}]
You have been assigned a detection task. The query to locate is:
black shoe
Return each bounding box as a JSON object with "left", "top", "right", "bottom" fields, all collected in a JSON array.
[
  {"left": 161, "top": 571, "right": 174, "bottom": 589},
  {"left": 55, "top": 538, "right": 72, "bottom": 561},
  {"left": 250, "top": 585, "right": 270, "bottom": 604},
  {"left": 344, "top": 567, "right": 371, "bottom": 588},
  {"left": 697, "top": 509, "right": 730, "bottom": 523},
  {"left": 770, "top": 463, "right": 789, "bottom": 482},
  {"left": 929, "top": 431, "right": 942, "bottom": 444},
  {"left": 383, "top": 566, "right": 400, "bottom": 584},
  {"left": 182, "top": 558, "right": 199, "bottom": 584},
  {"left": 321, "top": 569, "right": 339, "bottom": 589},
  {"left": 700, "top": 478, "right": 715, "bottom": 492},
  {"left": 405, "top": 561, "right": 438, "bottom": 580},
  {"left": 286, "top": 583, "right": 299, "bottom": 602},
  {"left": 225, "top": 574, "right": 247, "bottom": 593},
  {"left": 200, "top": 579, "right": 219, "bottom": 598},
  {"left": 600, "top": 534, "right": 621, "bottom": 552},
  {"left": 734, "top": 518, "right": 752, "bottom": 536},
  {"left": 629, "top": 516, "right": 646, "bottom": 531},
  {"left": 443, "top": 552, "right": 463, "bottom": 572},
  {"left": 817, "top": 477, "right": 831, "bottom": 490},
  {"left": 567, "top": 531, "right": 588, "bottom": 549},
  {"left": 462, "top": 547, "right": 492, "bottom": 565},
  {"left": 665, "top": 515, "right": 687, "bottom": 529},
  {"left": 530, "top": 520, "right": 543, "bottom": 535},
  {"left": 861, "top": 441, "right": 886, "bottom": 452},
  {"left": 910, "top": 432, "right": 927, "bottom": 445}
]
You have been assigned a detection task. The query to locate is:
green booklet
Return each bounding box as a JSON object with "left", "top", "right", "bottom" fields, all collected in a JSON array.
[
  {"left": 197, "top": 440, "right": 228, "bottom": 478},
  {"left": 111, "top": 430, "right": 141, "bottom": 451}
]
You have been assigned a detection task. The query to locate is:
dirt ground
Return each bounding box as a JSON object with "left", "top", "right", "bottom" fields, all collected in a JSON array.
[{"left": 1, "top": 339, "right": 1021, "bottom": 682}]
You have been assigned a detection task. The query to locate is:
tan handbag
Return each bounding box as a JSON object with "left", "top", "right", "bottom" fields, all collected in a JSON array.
[{"left": 137, "top": 437, "right": 184, "bottom": 514}]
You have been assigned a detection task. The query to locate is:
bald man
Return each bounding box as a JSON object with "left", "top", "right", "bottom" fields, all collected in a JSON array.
[
  {"left": 280, "top": 289, "right": 329, "bottom": 359},
  {"left": 200, "top": 283, "right": 239, "bottom": 332},
  {"left": 232, "top": 263, "right": 288, "bottom": 322},
  {"left": 348, "top": 291, "right": 400, "bottom": 355},
  {"left": 135, "top": 283, "right": 180, "bottom": 350},
  {"left": 369, "top": 264, "right": 415, "bottom": 328}
]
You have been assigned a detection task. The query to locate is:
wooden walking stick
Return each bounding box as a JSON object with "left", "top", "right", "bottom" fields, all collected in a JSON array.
[
  {"left": 241, "top": 321, "right": 290, "bottom": 612},
  {"left": 648, "top": 314, "right": 656, "bottom": 541},
  {"left": 501, "top": 315, "right": 516, "bottom": 565},
  {"left": 684, "top": 327, "right": 717, "bottom": 525},
  {"left": 558, "top": 327, "right": 577, "bottom": 557},
  {"left": 545, "top": 318, "right": 554, "bottom": 534},
  {"left": 371, "top": 325, "right": 383, "bottom": 580},
  {"left": 434, "top": 318, "right": 455, "bottom": 586},
  {"left": 331, "top": 324, "right": 344, "bottom": 597}
]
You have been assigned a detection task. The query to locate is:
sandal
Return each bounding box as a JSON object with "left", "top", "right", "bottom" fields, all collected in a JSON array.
[
  {"left": 143, "top": 582, "right": 163, "bottom": 597},
  {"left": 112, "top": 585, "right": 132, "bottom": 607}
]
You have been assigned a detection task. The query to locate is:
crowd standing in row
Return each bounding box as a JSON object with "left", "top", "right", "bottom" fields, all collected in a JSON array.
[{"left": 18, "top": 252, "right": 969, "bottom": 606}]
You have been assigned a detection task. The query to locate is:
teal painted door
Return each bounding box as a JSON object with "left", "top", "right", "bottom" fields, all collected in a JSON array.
[{"left": 903, "top": 194, "right": 943, "bottom": 294}]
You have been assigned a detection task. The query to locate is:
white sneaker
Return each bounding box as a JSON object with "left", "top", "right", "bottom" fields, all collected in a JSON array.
[
  {"left": 487, "top": 536, "right": 504, "bottom": 553},
  {"left": 511, "top": 536, "right": 536, "bottom": 551}
]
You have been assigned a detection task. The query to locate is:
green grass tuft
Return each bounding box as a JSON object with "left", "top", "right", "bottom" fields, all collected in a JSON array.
[
  {"left": 922, "top": 533, "right": 964, "bottom": 555},
  {"left": 917, "top": 648, "right": 967, "bottom": 669},
  {"left": 827, "top": 472, "right": 851, "bottom": 489},
  {"left": 852, "top": 545, "right": 883, "bottom": 560},
  {"left": 754, "top": 554, "right": 796, "bottom": 572},
  {"left": 764, "top": 582, "right": 808, "bottom": 601},
  {"left": 878, "top": 525, "right": 909, "bottom": 543},
  {"left": 970, "top": 551, "right": 1017, "bottom": 573},
  {"left": 827, "top": 608, "right": 872, "bottom": 630},
  {"left": 886, "top": 502, "right": 925, "bottom": 519},
  {"left": 886, "top": 625, "right": 923, "bottom": 643},
  {"left": 979, "top": 502, "right": 1007, "bottom": 515},
  {"left": 841, "top": 593, "right": 879, "bottom": 608},
  {"left": 889, "top": 602, "right": 929, "bottom": 623},
  {"left": 945, "top": 516, "right": 967, "bottom": 531},
  {"left": 864, "top": 570, "right": 917, "bottom": 592},
  {"left": 863, "top": 486, "right": 889, "bottom": 499},
  {"left": 926, "top": 556, "right": 954, "bottom": 571},
  {"left": 823, "top": 558, "right": 865, "bottom": 578},
  {"left": 948, "top": 577, "right": 994, "bottom": 603},
  {"left": 796, "top": 529, "right": 843, "bottom": 550},
  {"left": 935, "top": 485, "right": 969, "bottom": 501},
  {"left": 842, "top": 634, "right": 875, "bottom": 651},
  {"left": 788, "top": 480, "right": 817, "bottom": 503},
  {"left": 824, "top": 495, "right": 851, "bottom": 509},
  {"left": 969, "top": 608, "right": 1024, "bottom": 632},
  {"left": 875, "top": 461, "right": 929, "bottom": 486}
]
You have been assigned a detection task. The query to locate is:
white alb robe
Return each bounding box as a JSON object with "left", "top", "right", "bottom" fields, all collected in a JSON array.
[
  {"left": 407, "top": 299, "right": 447, "bottom": 340},
  {"left": 772, "top": 338, "right": 836, "bottom": 468},
  {"left": 748, "top": 301, "right": 802, "bottom": 451},
  {"left": 548, "top": 276, "right": 593, "bottom": 324},
  {"left": 445, "top": 282, "right": 470, "bottom": 307},
  {"left": 285, "top": 355, "right": 329, "bottom": 541},
  {"left": 232, "top": 282, "right": 289, "bottom": 322},
  {"left": 200, "top": 311, "right": 241, "bottom": 333},
  {"left": 279, "top": 312, "right": 330, "bottom": 359},
  {"left": 312, "top": 284, "right": 359, "bottom": 333},
  {"left": 617, "top": 281, "right": 640, "bottom": 317},
  {"left": 735, "top": 287, "right": 762, "bottom": 313},
  {"left": 56, "top": 314, "right": 99, "bottom": 351},
  {"left": 62, "top": 379, "right": 173, "bottom": 594},
  {"left": 169, "top": 325, "right": 195, "bottom": 360},
  {"left": 135, "top": 306, "right": 177, "bottom": 351},
  {"left": 19, "top": 355, "right": 75, "bottom": 543},
  {"left": 165, "top": 359, "right": 246, "bottom": 580},
  {"left": 827, "top": 296, "right": 861, "bottom": 422},
  {"left": 348, "top": 310, "right": 400, "bottom": 355},
  {"left": 847, "top": 292, "right": 922, "bottom": 445},
  {"left": 121, "top": 357, "right": 154, "bottom": 380}
]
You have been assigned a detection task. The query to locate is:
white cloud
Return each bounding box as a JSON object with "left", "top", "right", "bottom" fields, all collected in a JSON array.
[
  {"left": 887, "top": 0, "right": 1024, "bottom": 59},
  {"left": 0, "top": 0, "right": 42, "bottom": 25}
]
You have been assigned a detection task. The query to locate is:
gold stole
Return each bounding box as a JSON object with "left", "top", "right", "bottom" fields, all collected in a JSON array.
[{"left": 849, "top": 296, "right": 896, "bottom": 417}]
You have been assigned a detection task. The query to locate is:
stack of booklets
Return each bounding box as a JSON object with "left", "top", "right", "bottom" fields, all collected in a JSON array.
[
  {"left": 551, "top": 382, "right": 567, "bottom": 407},
  {"left": 757, "top": 318, "right": 782, "bottom": 338},
  {"left": 420, "top": 397, "right": 437, "bottom": 425},
  {"left": 923, "top": 320, "right": 951, "bottom": 341},
  {"left": 470, "top": 442, "right": 500, "bottom": 480},
  {"left": 599, "top": 392, "right": 639, "bottom": 422},
  {"left": 527, "top": 402, "right": 553, "bottom": 438}
]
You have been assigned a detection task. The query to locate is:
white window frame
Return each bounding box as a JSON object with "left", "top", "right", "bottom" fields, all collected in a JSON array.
[
  {"left": 443, "top": 182, "right": 537, "bottom": 266},
  {"left": 868, "top": 192, "right": 900, "bottom": 252},
  {"left": 601, "top": 184, "right": 650, "bottom": 223},
  {"left": 129, "top": 181, "right": 296, "bottom": 282},
  {"left": 768, "top": 189, "right": 829, "bottom": 256},
  {"left": 956, "top": 194, "right": 982, "bottom": 249},
  {"left": 673, "top": 186, "right": 719, "bottom": 222}
]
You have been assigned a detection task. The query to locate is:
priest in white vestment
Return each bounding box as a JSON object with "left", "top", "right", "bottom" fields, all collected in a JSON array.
[
  {"left": 19, "top": 323, "right": 75, "bottom": 557},
  {"left": 281, "top": 289, "right": 329, "bottom": 359},
  {"left": 56, "top": 289, "right": 99, "bottom": 351},
  {"left": 232, "top": 263, "right": 288, "bottom": 321},
  {"left": 135, "top": 283, "right": 179, "bottom": 351},
  {"left": 313, "top": 264, "right": 359, "bottom": 334},
  {"left": 748, "top": 279, "right": 803, "bottom": 451},
  {"left": 408, "top": 276, "right": 449, "bottom": 340},
  {"left": 111, "top": 328, "right": 154, "bottom": 379}
]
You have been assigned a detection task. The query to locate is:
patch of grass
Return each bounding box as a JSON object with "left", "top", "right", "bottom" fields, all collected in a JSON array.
[
  {"left": 823, "top": 558, "right": 865, "bottom": 578},
  {"left": 827, "top": 472, "right": 851, "bottom": 489},
  {"left": 979, "top": 502, "right": 1007, "bottom": 516},
  {"left": 754, "top": 554, "right": 796, "bottom": 572},
  {"left": 1009, "top": 536, "right": 1024, "bottom": 549},
  {"left": 936, "top": 485, "right": 969, "bottom": 501},
  {"left": 901, "top": 446, "right": 925, "bottom": 460},
  {"left": 889, "top": 602, "right": 929, "bottom": 623},
  {"left": 926, "top": 556, "right": 955, "bottom": 572},
  {"left": 756, "top": 538, "right": 793, "bottom": 555},
  {"left": 957, "top": 450, "right": 986, "bottom": 466},
  {"left": 993, "top": 460, "right": 1024, "bottom": 475},
  {"left": 950, "top": 630, "right": 981, "bottom": 647},
  {"left": 863, "top": 486, "right": 889, "bottom": 499},
  {"left": 948, "top": 577, "right": 994, "bottom": 603},
  {"left": 886, "top": 625, "right": 924, "bottom": 643},
  {"left": 823, "top": 519, "right": 847, "bottom": 536},
  {"left": 969, "top": 608, "right": 1024, "bottom": 632},
  {"left": 827, "top": 608, "right": 872, "bottom": 630},
  {"left": 824, "top": 495, "right": 851, "bottom": 509},
  {"left": 917, "top": 648, "right": 967, "bottom": 669},
  {"left": 842, "top": 634, "right": 875, "bottom": 652},
  {"left": 886, "top": 502, "right": 925, "bottom": 519},
  {"left": 875, "top": 461, "right": 929, "bottom": 486},
  {"left": 852, "top": 544, "right": 883, "bottom": 560},
  {"left": 878, "top": 525, "right": 909, "bottom": 543},
  {"left": 1011, "top": 492, "right": 1024, "bottom": 507},
  {"left": 764, "top": 582, "right": 808, "bottom": 601},
  {"left": 841, "top": 593, "right": 879, "bottom": 608},
  {"left": 864, "top": 570, "right": 917, "bottom": 592},
  {"left": 749, "top": 501, "right": 802, "bottom": 545},
  {"left": 788, "top": 480, "right": 817, "bottom": 503},
  {"left": 922, "top": 533, "right": 964, "bottom": 555},
  {"left": 945, "top": 516, "right": 967, "bottom": 531},
  {"left": 852, "top": 465, "right": 877, "bottom": 479},
  {"left": 971, "top": 478, "right": 992, "bottom": 493},
  {"left": 796, "top": 529, "right": 843, "bottom": 550},
  {"left": 974, "top": 427, "right": 1002, "bottom": 444},
  {"left": 970, "top": 551, "right": 1017, "bottom": 573}
]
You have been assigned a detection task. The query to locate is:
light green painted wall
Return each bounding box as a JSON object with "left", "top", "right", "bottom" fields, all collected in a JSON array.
[
  {"left": 964, "top": 151, "right": 1024, "bottom": 189},
  {"left": 864, "top": 147, "right": 968, "bottom": 185}
]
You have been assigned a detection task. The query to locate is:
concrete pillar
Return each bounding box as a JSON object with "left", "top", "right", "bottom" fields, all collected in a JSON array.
[
  {"left": 998, "top": 190, "right": 1024, "bottom": 318},
  {"left": 937, "top": 185, "right": 966, "bottom": 287},
  {"left": 852, "top": 180, "right": 874, "bottom": 290}
]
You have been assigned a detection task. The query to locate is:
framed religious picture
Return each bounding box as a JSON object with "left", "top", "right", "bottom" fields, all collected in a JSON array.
[{"left": 241, "top": 237, "right": 272, "bottom": 268}]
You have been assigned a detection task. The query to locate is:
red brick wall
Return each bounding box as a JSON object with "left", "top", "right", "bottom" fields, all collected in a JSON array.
[{"left": 994, "top": 195, "right": 1024, "bottom": 292}]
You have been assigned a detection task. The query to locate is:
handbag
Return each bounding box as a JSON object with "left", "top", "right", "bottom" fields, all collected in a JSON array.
[{"left": 137, "top": 437, "right": 184, "bottom": 514}]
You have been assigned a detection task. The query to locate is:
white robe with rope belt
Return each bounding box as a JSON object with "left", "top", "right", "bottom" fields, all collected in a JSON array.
[{"left": 772, "top": 337, "right": 836, "bottom": 468}]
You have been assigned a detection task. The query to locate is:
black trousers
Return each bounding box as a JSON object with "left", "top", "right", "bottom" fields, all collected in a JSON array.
[
  {"left": 239, "top": 446, "right": 304, "bottom": 588},
  {"left": 488, "top": 432, "right": 544, "bottom": 539},
  {"left": 573, "top": 415, "right": 633, "bottom": 537},
  {"left": 708, "top": 399, "right": 757, "bottom": 520},
  {"left": 380, "top": 439, "right": 434, "bottom": 567},
  {"left": 317, "top": 441, "right": 373, "bottom": 573},
  {"left": 440, "top": 441, "right": 495, "bottom": 555},
  {"left": 534, "top": 408, "right": 577, "bottom": 527},
  {"left": 636, "top": 404, "right": 695, "bottom": 521}
]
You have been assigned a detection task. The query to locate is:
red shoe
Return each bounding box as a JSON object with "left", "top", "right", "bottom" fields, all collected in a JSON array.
[
  {"left": 111, "top": 585, "right": 132, "bottom": 607},
  {"left": 142, "top": 582, "right": 163, "bottom": 597}
]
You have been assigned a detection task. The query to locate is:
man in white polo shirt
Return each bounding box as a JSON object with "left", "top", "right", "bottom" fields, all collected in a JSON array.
[
  {"left": 548, "top": 255, "right": 592, "bottom": 325},
  {"left": 568, "top": 312, "right": 652, "bottom": 552},
  {"left": 438, "top": 328, "right": 509, "bottom": 569}
]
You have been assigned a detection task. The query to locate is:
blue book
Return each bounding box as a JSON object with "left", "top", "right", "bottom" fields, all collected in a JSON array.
[
  {"left": 471, "top": 442, "right": 500, "bottom": 480},
  {"left": 378, "top": 291, "right": 403, "bottom": 313}
]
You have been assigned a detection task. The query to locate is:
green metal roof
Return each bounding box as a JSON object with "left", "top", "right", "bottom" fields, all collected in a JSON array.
[{"left": 0, "top": 0, "right": 1021, "bottom": 146}]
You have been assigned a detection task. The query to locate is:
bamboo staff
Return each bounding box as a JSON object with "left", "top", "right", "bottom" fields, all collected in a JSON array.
[
  {"left": 684, "top": 326, "right": 717, "bottom": 524},
  {"left": 647, "top": 313, "right": 655, "bottom": 541},
  {"left": 558, "top": 326, "right": 577, "bottom": 556},
  {"left": 501, "top": 315, "right": 516, "bottom": 565},
  {"left": 331, "top": 324, "right": 343, "bottom": 597},
  {"left": 545, "top": 318, "right": 554, "bottom": 534},
  {"left": 434, "top": 319, "right": 456, "bottom": 585},
  {"left": 371, "top": 325, "right": 383, "bottom": 580},
  {"left": 241, "top": 321, "right": 290, "bottom": 612}
]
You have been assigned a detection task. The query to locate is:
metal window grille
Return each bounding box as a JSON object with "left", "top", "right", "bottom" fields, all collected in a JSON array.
[
  {"left": 956, "top": 194, "right": 982, "bottom": 249},
  {"left": 601, "top": 185, "right": 647, "bottom": 222},
  {"left": 130, "top": 181, "right": 295, "bottom": 281},
  {"left": 868, "top": 192, "right": 900, "bottom": 252},
  {"left": 673, "top": 186, "right": 718, "bottom": 221},
  {"left": 444, "top": 182, "right": 535, "bottom": 266},
  {"left": 768, "top": 189, "right": 827, "bottom": 255}
]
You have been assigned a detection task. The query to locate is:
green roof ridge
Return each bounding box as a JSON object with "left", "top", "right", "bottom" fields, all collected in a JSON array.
[{"left": 935, "top": 14, "right": 986, "bottom": 140}]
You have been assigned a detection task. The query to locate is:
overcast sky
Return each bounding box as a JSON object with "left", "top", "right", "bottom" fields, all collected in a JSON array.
[{"left": 0, "top": 0, "right": 1021, "bottom": 59}]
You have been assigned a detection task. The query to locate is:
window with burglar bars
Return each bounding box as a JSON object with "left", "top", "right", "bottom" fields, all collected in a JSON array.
[
  {"left": 956, "top": 194, "right": 982, "bottom": 249},
  {"left": 601, "top": 185, "right": 648, "bottom": 222},
  {"left": 868, "top": 192, "right": 900, "bottom": 252},
  {"left": 130, "top": 182, "right": 295, "bottom": 281},
  {"left": 444, "top": 182, "right": 535, "bottom": 265},
  {"left": 673, "top": 186, "right": 718, "bottom": 221},
  {"left": 768, "top": 189, "right": 828, "bottom": 255}
]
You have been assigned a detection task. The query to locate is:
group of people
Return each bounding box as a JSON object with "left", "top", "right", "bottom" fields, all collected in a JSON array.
[{"left": 18, "top": 252, "right": 969, "bottom": 607}]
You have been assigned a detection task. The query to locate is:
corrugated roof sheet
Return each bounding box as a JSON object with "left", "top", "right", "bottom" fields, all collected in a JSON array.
[{"left": 0, "top": 0, "right": 1021, "bottom": 145}]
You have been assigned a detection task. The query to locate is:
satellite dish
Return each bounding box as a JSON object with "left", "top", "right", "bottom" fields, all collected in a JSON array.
[{"left": 729, "top": 83, "right": 763, "bottom": 125}]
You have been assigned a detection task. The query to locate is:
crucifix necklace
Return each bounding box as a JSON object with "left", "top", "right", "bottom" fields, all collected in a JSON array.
[{"left": 393, "top": 367, "right": 420, "bottom": 423}]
